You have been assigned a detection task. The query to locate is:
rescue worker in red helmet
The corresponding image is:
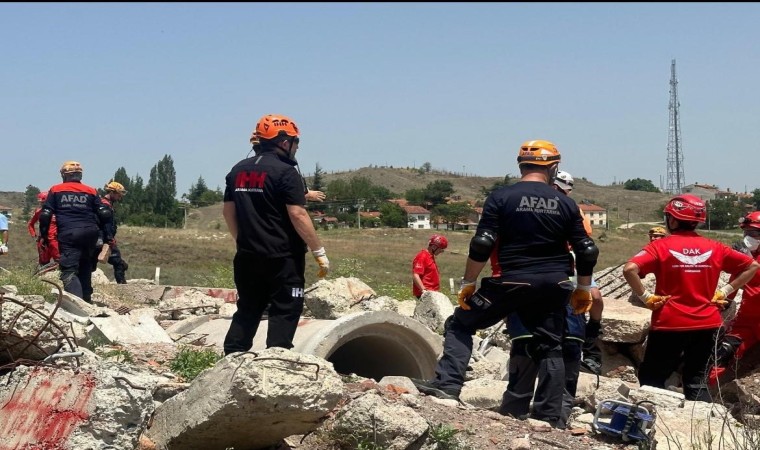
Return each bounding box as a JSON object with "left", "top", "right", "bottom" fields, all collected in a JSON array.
[
  {"left": 95, "top": 181, "right": 129, "bottom": 284},
  {"left": 39, "top": 161, "right": 112, "bottom": 303},
  {"left": 412, "top": 234, "right": 448, "bottom": 299},
  {"left": 708, "top": 211, "right": 760, "bottom": 385},
  {"left": 623, "top": 195, "right": 759, "bottom": 401},
  {"left": 223, "top": 114, "right": 329, "bottom": 354},
  {"left": 28, "top": 191, "right": 60, "bottom": 273},
  {"left": 414, "top": 140, "right": 598, "bottom": 429}
]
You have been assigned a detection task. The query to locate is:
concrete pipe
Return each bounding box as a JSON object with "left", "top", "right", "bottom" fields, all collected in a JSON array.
[{"left": 189, "top": 311, "right": 443, "bottom": 381}]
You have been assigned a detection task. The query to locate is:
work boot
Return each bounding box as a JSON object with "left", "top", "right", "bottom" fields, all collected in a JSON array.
[
  {"left": 410, "top": 378, "right": 460, "bottom": 401},
  {"left": 581, "top": 319, "right": 603, "bottom": 375}
]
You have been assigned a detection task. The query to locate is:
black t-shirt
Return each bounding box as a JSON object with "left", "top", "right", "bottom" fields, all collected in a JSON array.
[
  {"left": 43, "top": 181, "right": 103, "bottom": 231},
  {"left": 224, "top": 152, "right": 307, "bottom": 257},
  {"left": 480, "top": 180, "right": 589, "bottom": 276}
]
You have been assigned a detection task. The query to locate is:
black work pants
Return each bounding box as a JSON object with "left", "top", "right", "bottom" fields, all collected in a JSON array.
[
  {"left": 433, "top": 273, "right": 572, "bottom": 424},
  {"left": 638, "top": 328, "right": 718, "bottom": 402},
  {"left": 223, "top": 251, "right": 306, "bottom": 354},
  {"left": 107, "top": 245, "right": 127, "bottom": 284},
  {"left": 57, "top": 226, "right": 99, "bottom": 302}
]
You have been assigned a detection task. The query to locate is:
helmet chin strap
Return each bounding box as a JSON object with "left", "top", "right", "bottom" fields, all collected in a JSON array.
[{"left": 547, "top": 164, "right": 560, "bottom": 184}]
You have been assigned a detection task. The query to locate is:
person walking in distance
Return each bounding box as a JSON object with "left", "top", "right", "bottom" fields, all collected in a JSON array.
[
  {"left": 28, "top": 191, "right": 60, "bottom": 273},
  {"left": 708, "top": 211, "right": 760, "bottom": 385},
  {"left": 98, "top": 181, "right": 129, "bottom": 284},
  {"left": 0, "top": 211, "right": 8, "bottom": 257},
  {"left": 413, "top": 140, "right": 599, "bottom": 428},
  {"left": 623, "top": 195, "right": 759, "bottom": 401},
  {"left": 412, "top": 234, "right": 448, "bottom": 299},
  {"left": 39, "top": 161, "right": 113, "bottom": 303},
  {"left": 223, "top": 114, "right": 330, "bottom": 354}
]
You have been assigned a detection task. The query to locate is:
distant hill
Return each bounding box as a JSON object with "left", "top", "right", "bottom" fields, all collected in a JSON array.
[{"left": 309, "top": 167, "right": 672, "bottom": 224}]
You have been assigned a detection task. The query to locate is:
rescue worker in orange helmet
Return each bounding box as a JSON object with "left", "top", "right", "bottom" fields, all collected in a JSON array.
[
  {"left": 95, "top": 181, "right": 129, "bottom": 284},
  {"left": 414, "top": 140, "right": 598, "bottom": 429},
  {"left": 648, "top": 226, "right": 667, "bottom": 242},
  {"left": 623, "top": 195, "right": 759, "bottom": 401},
  {"left": 39, "top": 161, "right": 113, "bottom": 303},
  {"left": 223, "top": 114, "right": 329, "bottom": 354}
]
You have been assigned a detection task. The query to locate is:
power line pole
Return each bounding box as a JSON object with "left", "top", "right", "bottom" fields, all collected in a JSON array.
[{"left": 666, "top": 59, "right": 685, "bottom": 195}]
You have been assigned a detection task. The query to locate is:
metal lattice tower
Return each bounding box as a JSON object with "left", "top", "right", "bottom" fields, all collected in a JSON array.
[{"left": 666, "top": 59, "right": 685, "bottom": 195}]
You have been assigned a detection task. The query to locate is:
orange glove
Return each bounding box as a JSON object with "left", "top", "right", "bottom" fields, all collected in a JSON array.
[
  {"left": 457, "top": 279, "right": 476, "bottom": 310},
  {"left": 712, "top": 285, "right": 735, "bottom": 310},
  {"left": 311, "top": 247, "right": 330, "bottom": 278},
  {"left": 570, "top": 285, "right": 593, "bottom": 314},
  {"left": 638, "top": 290, "right": 670, "bottom": 311}
]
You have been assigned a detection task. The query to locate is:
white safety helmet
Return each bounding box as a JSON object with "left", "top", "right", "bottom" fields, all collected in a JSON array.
[{"left": 554, "top": 170, "right": 574, "bottom": 193}]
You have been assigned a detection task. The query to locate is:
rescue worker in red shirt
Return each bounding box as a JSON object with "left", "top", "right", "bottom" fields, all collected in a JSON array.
[
  {"left": 28, "top": 191, "right": 60, "bottom": 273},
  {"left": 623, "top": 195, "right": 759, "bottom": 401},
  {"left": 96, "top": 181, "right": 129, "bottom": 284},
  {"left": 708, "top": 211, "right": 760, "bottom": 385},
  {"left": 412, "top": 234, "right": 447, "bottom": 299},
  {"left": 39, "top": 161, "right": 112, "bottom": 303}
]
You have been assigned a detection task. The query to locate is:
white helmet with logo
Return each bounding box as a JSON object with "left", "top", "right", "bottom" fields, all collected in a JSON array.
[{"left": 554, "top": 170, "right": 574, "bottom": 193}]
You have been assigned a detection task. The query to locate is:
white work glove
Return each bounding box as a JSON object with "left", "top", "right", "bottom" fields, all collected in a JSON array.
[
  {"left": 312, "top": 247, "right": 330, "bottom": 278},
  {"left": 0, "top": 244, "right": 7, "bottom": 255}
]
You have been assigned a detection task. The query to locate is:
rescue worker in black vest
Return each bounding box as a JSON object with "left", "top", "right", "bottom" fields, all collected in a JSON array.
[
  {"left": 40, "top": 161, "right": 112, "bottom": 303},
  {"left": 97, "top": 181, "right": 129, "bottom": 284},
  {"left": 412, "top": 140, "right": 598, "bottom": 428},
  {"left": 223, "top": 114, "right": 329, "bottom": 354}
]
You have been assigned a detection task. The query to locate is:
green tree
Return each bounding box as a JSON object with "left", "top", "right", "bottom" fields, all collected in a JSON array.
[
  {"left": 623, "top": 178, "right": 660, "bottom": 193},
  {"left": 751, "top": 188, "right": 760, "bottom": 210},
  {"left": 432, "top": 202, "right": 474, "bottom": 230},
  {"left": 404, "top": 188, "right": 426, "bottom": 205},
  {"left": 22, "top": 185, "right": 41, "bottom": 221},
  {"left": 312, "top": 163, "right": 325, "bottom": 192},
  {"left": 706, "top": 197, "right": 746, "bottom": 230},
  {"left": 379, "top": 202, "right": 407, "bottom": 228},
  {"left": 145, "top": 155, "right": 182, "bottom": 227},
  {"left": 480, "top": 174, "right": 515, "bottom": 197}
]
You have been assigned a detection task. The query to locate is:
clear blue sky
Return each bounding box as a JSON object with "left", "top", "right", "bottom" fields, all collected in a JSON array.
[{"left": 2, "top": 3, "right": 759, "bottom": 197}]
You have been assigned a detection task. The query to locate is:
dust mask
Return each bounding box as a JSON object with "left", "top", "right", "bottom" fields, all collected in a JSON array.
[{"left": 743, "top": 235, "right": 760, "bottom": 252}]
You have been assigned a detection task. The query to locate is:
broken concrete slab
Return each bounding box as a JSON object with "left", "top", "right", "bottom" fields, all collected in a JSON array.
[{"left": 88, "top": 310, "right": 174, "bottom": 345}]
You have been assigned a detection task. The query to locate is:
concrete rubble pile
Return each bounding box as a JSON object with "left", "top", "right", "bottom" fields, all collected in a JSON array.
[{"left": 0, "top": 268, "right": 757, "bottom": 450}]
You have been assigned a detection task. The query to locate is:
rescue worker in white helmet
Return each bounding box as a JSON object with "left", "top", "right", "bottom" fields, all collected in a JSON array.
[{"left": 39, "top": 161, "right": 112, "bottom": 303}]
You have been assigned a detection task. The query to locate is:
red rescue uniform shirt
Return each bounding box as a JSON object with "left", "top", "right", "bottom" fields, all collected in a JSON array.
[
  {"left": 629, "top": 230, "right": 754, "bottom": 331},
  {"left": 412, "top": 249, "right": 440, "bottom": 297}
]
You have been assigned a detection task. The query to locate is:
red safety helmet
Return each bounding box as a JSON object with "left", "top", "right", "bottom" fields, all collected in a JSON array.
[
  {"left": 663, "top": 194, "right": 706, "bottom": 223},
  {"left": 429, "top": 234, "right": 448, "bottom": 250},
  {"left": 739, "top": 211, "right": 760, "bottom": 230},
  {"left": 37, "top": 192, "right": 48, "bottom": 202}
]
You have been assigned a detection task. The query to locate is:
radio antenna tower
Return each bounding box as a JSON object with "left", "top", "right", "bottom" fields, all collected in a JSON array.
[{"left": 666, "top": 59, "right": 685, "bottom": 194}]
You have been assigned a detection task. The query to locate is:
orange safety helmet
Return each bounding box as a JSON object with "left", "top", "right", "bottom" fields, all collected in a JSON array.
[
  {"left": 105, "top": 181, "right": 127, "bottom": 194},
  {"left": 254, "top": 114, "right": 300, "bottom": 141},
  {"left": 60, "top": 161, "right": 83, "bottom": 175},
  {"left": 648, "top": 226, "right": 667, "bottom": 237},
  {"left": 37, "top": 192, "right": 48, "bottom": 202},
  {"left": 663, "top": 194, "right": 706, "bottom": 223},
  {"left": 517, "top": 140, "right": 561, "bottom": 166},
  {"left": 429, "top": 234, "right": 448, "bottom": 250},
  {"left": 739, "top": 211, "right": 760, "bottom": 230}
]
